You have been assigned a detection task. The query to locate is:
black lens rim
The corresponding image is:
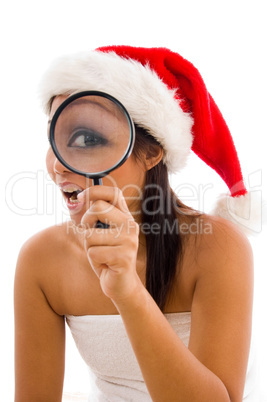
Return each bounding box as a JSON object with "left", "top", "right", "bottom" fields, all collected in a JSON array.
[{"left": 49, "top": 90, "right": 135, "bottom": 179}]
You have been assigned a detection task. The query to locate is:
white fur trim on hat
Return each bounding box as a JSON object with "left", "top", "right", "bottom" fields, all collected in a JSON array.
[{"left": 38, "top": 51, "right": 193, "bottom": 173}]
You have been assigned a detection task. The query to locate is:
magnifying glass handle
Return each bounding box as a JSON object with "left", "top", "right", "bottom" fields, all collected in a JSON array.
[
  {"left": 95, "top": 221, "right": 109, "bottom": 229},
  {"left": 93, "top": 177, "right": 109, "bottom": 229},
  {"left": 93, "top": 177, "right": 102, "bottom": 186}
]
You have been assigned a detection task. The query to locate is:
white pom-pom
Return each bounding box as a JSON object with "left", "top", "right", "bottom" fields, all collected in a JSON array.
[{"left": 211, "top": 192, "right": 265, "bottom": 236}]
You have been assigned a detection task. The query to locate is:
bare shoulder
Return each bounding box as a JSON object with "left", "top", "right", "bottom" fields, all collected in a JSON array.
[
  {"left": 180, "top": 213, "right": 253, "bottom": 291},
  {"left": 15, "top": 222, "right": 77, "bottom": 309},
  {"left": 188, "top": 213, "right": 254, "bottom": 307},
  {"left": 16, "top": 222, "right": 80, "bottom": 277},
  {"left": 17, "top": 222, "right": 73, "bottom": 263},
  {"left": 187, "top": 215, "right": 253, "bottom": 400},
  {"left": 175, "top": 213, "right": 253, "bottom": 312},
  {"left": 192, "top": 214, "right": 253, "bottom": 275},
  {"left": 15, "top": 221, "right": 103, "bottom": 316},
  {"left": 14, "top": 224, "right": 68, "bottom": 401}
]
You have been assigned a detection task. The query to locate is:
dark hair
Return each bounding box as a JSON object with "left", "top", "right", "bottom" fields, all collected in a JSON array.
[{"left": 133, "top": 126, "right": 195, "bottom": 311}]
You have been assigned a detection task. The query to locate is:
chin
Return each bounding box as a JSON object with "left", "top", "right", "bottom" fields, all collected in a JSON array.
[{"left": 69, "top": 212, "right": 83, "bottom": 224}]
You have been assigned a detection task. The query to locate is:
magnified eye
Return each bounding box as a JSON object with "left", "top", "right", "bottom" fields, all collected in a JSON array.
[{"left": 67, "top": 129, "right": 108, "bottom": 148}]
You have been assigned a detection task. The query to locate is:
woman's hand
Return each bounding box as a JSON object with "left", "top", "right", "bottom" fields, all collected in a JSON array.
[{"left": 78, "top": 185, "right": 142, "bottom": 303}]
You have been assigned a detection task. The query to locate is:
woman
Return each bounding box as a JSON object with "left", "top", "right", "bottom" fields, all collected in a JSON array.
[{"left": 14, "top": 46, "right": 256, "bottom": 401}]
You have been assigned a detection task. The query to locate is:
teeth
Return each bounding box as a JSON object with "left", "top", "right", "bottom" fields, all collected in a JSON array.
[
  {"left": 62, "top": 187, "right": 82, "bottom": 193},
  {"left": 61, "top": 186, "right": 83, "bottom": 204},
  {"left": 69, "top": 196, "right": 79, "bottom": 203}
]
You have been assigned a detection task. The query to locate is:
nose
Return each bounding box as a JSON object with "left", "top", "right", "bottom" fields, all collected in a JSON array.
[{"left": 53, "top": 156, "right": 71, "bottom": 174}]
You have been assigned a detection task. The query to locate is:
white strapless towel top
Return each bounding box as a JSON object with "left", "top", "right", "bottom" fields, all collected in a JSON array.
[{"left": 65, "top": 312, "right": 258, "bottom": 401}]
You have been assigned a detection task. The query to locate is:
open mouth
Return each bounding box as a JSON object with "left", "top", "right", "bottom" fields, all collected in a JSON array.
[{"left": 62, "top": 189, "right": 83, "bottom": 203}]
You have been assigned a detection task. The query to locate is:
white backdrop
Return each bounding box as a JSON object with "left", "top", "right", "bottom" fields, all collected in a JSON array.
[{"left": 2, "top": 0, "right": 266, "bottom": 400}]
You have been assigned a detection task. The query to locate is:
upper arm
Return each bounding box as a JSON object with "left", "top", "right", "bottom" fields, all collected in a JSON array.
[
  {"left": 189, "top": 218, "right": 254, "bottom": 402},
  {"left": 14, "top": 233, "right": 65, "bottom": 402}
]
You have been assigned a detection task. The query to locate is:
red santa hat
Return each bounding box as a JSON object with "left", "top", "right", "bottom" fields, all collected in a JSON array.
[{"left": 39, "top": 45, "right": 263, "bottom": 234}]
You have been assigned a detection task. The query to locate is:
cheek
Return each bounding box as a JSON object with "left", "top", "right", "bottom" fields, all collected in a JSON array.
[
  {"left": 104, "top": 157, "right": 146, "bottom": 191},
  {"left": 46, "top": 148, "right": 55, "bottom": 180}
]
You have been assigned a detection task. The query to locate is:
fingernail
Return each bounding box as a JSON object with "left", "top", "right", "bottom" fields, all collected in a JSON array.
[{"left": 77, "top": 191, "right": 85, "bottom": 200}]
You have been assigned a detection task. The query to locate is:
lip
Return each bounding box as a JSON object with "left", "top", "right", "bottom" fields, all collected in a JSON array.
[
  {"left": 57, "top": 181, "right": 85, "bottom": 211},
  {"left": 65, "top": 197, "right": 84, "bottom": 211},
  {"left": 58, "top": 181, "right": 84, "bottom": 191}
]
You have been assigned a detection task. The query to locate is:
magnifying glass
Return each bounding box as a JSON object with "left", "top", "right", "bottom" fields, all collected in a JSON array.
[{"left": 49, "top": 91, "right": 135, "bottom": 227}]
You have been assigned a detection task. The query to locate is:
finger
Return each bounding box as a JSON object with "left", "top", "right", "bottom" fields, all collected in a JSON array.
[
  {"left": 83, "top": 226, "right": 126, "bottom": 248},
  {"left": 87, "top": 245, "right": 131, "bottom": 270},
  {"left": 83, "top": 220, "right": 139, "bottom": 249},
  {"left": 81, "top": 199, "right": 135, "bottom": 228},
  {"left": 78, "top": 185, "right": 131, "bottom": 215}
]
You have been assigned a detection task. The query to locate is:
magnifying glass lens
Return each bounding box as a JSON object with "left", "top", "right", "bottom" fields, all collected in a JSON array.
[{"left": 51, "top": 93, "right": 134, "bottom": 177}]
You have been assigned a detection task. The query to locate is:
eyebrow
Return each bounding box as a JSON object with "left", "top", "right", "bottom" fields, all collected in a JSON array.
[{"left": 47, "top": 97, "right": 124, "bottom": 127}]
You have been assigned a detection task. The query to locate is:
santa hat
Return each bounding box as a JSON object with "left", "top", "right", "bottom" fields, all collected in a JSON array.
[{"left": 39, "top": 45, "right": 263, "bottom": 235}]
